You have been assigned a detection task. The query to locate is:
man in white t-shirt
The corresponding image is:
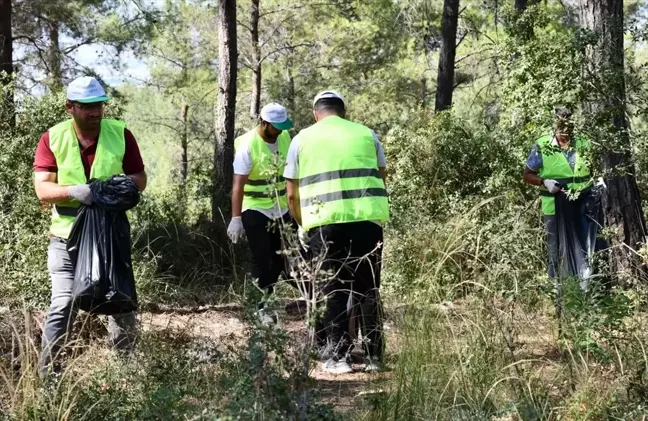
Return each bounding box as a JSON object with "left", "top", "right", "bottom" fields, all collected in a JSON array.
[
  {"left": 227, "top": 103, "right": 294, "bottom": 325},
  {"left": 283, "top": 91, "right": 388, "bottom": 374}
]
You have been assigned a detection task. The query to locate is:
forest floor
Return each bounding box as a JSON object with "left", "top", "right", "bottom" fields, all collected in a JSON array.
[
  {"left": 1, "top": 300, "right": 565, "bottom": 418},
  {"left": 140, "top": 303, "right": 388, "bottom": 413}
]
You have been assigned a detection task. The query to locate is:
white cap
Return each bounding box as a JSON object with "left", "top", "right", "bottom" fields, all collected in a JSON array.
[
  {"left": 260, "top": 103, "right": 293, "bottom": 130},
  {"left": 66, "top": 76, "right": 110, "bottom": 103},
  {"left": 313, "top": 90, "right": 345, "bottom": 107}
]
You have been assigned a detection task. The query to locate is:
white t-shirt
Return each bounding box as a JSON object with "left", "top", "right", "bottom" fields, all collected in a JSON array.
[
  {"left": 233, "top": 136, "right": 288, "bottom": 220},
  {"left": 283, "top": 125, "right": 387, "bottom": 227}
]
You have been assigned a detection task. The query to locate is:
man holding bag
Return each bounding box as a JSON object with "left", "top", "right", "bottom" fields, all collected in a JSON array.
[{"left": 33, "top": 76, "right": 147, "bottom": 377}]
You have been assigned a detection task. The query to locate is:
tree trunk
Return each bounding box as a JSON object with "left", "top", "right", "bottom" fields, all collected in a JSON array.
[
  {"left": 420, "top": 76, "right": 428, "bottom": 109},
  {"left": 0, "top": 0, "right": 12, "bottom": 79},
  {"left": 581, "top": 0, "right": 647, "bottom": 282},
  {"left": 515, "top": 0, "right": 528, "bottom": 12},
  {"left": 212, "top": 0, "right": 238, "bottom": 221},
  {"left": 0, "top": 0, "right": 13, "bottom": 126},
  {"left": 249, "top": 0, "right": 261, "bottom": 121},
  {"left": 181, "top": 103, "right": 189, "bottom": 183},
  {"left": 286, "top": 55, "right": 296, "bottom": 116},
  {"left": 47, "top": 20, "right": 63, "bottom": 91},
  {"left": 435, "top": 0, "right": 459, "bottom": 112}
]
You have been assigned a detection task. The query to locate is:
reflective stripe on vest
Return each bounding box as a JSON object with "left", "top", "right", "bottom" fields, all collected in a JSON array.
[
  {"left": 234, "top": 128, "right": 290, "bottom": 211},
  {"left": 49, "top": 119, "right": 126, "bottom": 239},
  {"left": 536, "top": 135, "right": 592, "bottom": 216},
  {"left": 297, "top": 116, "right": 389, "bottom": 231}
]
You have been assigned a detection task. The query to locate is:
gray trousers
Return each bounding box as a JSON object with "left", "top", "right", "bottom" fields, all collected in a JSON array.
[
  {"left": 544, "top": 215, "right": 559, "bottom": 280},
  {"left": 39, "top": 238, "right": 136, "bottom": 376},
  {"left": 544, "top": 215, "right": 561, "bottom": 315}
]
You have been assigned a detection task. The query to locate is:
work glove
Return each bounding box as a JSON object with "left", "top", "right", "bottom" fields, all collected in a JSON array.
[
  {"left": 297, "top": 226, "right": 309, "bottom": 250},
  {"left": 227, "top": 216, "right": 245, "bottom": 244},
  {"left": 68, "top": 184, "right": 94, "bottom": 205},
  {"left": 543, "top": 179, "right": 561, "bottom": 194}
]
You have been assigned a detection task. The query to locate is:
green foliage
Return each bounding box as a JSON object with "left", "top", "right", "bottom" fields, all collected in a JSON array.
[
  {"left": 0, "top": 91, "right": 72, "bottom": 306},
  {"left": 499, "top": 4, "right": 586, "bottom": 127}
]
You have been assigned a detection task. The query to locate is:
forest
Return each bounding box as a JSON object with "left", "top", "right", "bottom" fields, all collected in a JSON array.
[{"left": 2, "top": 0, "right": 648, "bottom": 419}]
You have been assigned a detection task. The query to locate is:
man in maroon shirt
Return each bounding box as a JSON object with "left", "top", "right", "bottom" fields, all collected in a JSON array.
[{"left": 34, "top": 76, "right": 147, "bottom": 377}]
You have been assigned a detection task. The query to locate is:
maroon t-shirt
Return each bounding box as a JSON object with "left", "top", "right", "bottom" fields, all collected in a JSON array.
[{"left": 33, "top": 128, "right": 145, "bottom": 178}]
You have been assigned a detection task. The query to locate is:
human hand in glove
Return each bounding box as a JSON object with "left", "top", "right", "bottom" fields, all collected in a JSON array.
[
  {"left": 543, "top": 179, "right": 561, "bottom": 194},
  {"left": 68, "top": 184, "right": 94, "bottom": 205},
  {"left": 297, "top": 226, "right": 309, "bottom": 249},
  {"left": 227, "top": 216, "right": 245, "bottom": 244}
]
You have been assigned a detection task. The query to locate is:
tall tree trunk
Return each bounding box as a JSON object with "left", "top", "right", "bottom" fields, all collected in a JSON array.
[
  {"left": 0, "top": 0, "right": 14, "bottom": 126},
  {"left": 581, "top": 0, "right": 647, "bottom": 282},
  {"left": 250, "top": 0, "right": 261, "bottom": 120},
  {"left": 47, "top": 20, "right": 63, "bottom": 91},
  {"left": 212, "top": 0, "right": 238, "bottom": 221},
  {"left": 435, "top": 0, "right": 459, "bottom": 112},
  {"left": 420, "top": 76, "right": 428, "bottom": 109},
  {"left": 286, "top": 55, "right": 296, "bottom": 116},
  {"left": 0, "top": 0, "right": 12, "bottom": 79},
  {"left": 515, "top": 0, "right": 528, "bottom": 12},
  {"left": 181, "top": 103, "right": 189, "bottom": 183}
]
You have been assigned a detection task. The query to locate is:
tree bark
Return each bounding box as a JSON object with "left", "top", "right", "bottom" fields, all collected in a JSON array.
[
  {"left": 47, "top": 19, "right": 63, "bottom": 91},
  {"left": 581, "top": 0, "right": 647, "bottom": 282},
  {"left": 435, "top": 0, "right": 459, "bottom": 112},
  {"left": 0, "top": 0, "right": 12, "bottom": 79},
  {"left": 420, "top": 76, "right": 428, "bottom": 109},
  {"left": 212, "top": 0, "right": 238, "bottom": 221},
  {"left": 0, "top": 0, "right": 14, "bottom": 126},
  {"left": 515, "top": 0, "right": 528, "bottom": 12},
  {"left": 181, "top": 103, "right": 189, "bottom": 183},
  {"left": 249, "top": 0, "right": 261, "bottom": 121},
  {"left": 286, "top": 55, "right": 296, "bottom": 116}
]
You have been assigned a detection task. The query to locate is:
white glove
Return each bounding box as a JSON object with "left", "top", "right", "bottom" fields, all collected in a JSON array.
[
  {"left": 227, "top": 216, "right": 245, "bottom": 244},
  {"left": 297, "top": 226, "right": 309, "bottom": 249},
  {"left": 543, "top": 179, "right": 561, "bottom": 194},
  {"left": 68, "top": 184, "right": 93, "bottom": 205}
]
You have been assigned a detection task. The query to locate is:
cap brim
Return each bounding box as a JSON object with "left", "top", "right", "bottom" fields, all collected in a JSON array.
[
  {"left": 271, "top": 119, "right": 293, "bottom": 131},
  {"left": 74, "top": 95, "right": 110, "bottom": 104}
]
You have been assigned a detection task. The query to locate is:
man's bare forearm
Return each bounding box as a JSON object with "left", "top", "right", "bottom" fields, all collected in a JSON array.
[
  {"left": 231, "top": 174, "right": 248, "bottom": 218},
  {"left": 128, "top": 171, "right": 147, "bottom": 192},
  {"left": 286, "top": 179, "right": 302, "bottom": 226},
  {"left": 379, "top": 167, "right": 387, "bottom": 186},
  {"left": 35, "top": 181, "right": 72, "bottom": 203},
  {"left": 523, "top": 168, "right": 543, "bottom": 186},
  {"left": 232, "top": 188, "right": 244, "bottom": 218}
]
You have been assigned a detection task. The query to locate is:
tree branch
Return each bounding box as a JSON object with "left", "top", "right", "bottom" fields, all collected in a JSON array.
[{"left": 260, "top": 42, "right": 313, "bottom": 63}]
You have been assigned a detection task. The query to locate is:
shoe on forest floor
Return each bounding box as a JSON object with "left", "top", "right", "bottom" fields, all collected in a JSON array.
[
  {"left": 256, "top": 308, "right": 277, "bottom": 326},
  {"left": 363, "top": 359, "right": 382, "bottom": 373},
  {"left": 321, "top": 358, "right": 354, "bottom": 375}
]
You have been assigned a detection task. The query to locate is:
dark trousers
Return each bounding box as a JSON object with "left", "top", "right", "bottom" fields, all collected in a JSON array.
[
  {"left": 309, "top": 221, "right": 384, "bottom": 360},
  {"left": 241, "top": 210, "right": 292, "bottom": 300}
]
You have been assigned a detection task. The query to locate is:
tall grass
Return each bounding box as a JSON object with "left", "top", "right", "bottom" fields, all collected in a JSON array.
[{"left": 364, "top": 199, "right": 648, "bottom": 420}]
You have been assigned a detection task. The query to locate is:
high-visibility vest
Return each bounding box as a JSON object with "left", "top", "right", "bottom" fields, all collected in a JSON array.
[
  {"left": 49, "top": 119, "right": 125, "bottom": 238},
  {"left": 297, "top": 116, "right": 389, "bottom": 230},
  {"left": 234, "top": 128, "right": 290, "bottom": 211},
  {"left": 536, "top": 135, "right": 592, "bottom": 216}
]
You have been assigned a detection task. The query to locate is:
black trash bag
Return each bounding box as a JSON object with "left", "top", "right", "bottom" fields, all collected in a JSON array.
[
  {"left": 67, "top": 176, "right": 140, "bottom": 315},
  {"left": 91, "top": 175, "right": 140, "bottom": 211},
  {"left": 554, "top": 185, "right": 607, "bottom": 288}
]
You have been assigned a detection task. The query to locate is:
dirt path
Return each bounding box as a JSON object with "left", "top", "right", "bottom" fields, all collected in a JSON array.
[{"left": 139, "top": 304, "right": 385, "bottom": 413}]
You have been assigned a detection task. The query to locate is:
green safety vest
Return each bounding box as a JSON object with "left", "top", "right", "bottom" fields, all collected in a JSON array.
[
  {"left": 297, "top": 116, "right": 389, "bottom": 231},
  {"left": 49, "top": 119, "right": 126, "bottom": 239},
  {"left": 234, "top": 128, "right": 290, "bottom": 211},
  {"left": 536, "top": 135, "right": 592, "bottom": 216}
]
